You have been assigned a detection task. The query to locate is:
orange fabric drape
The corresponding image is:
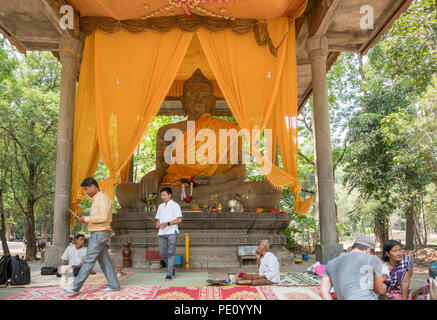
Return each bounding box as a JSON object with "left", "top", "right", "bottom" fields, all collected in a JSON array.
[
  {"left": 93, "top": 28, "right": 194, "bottom": 191},
  {"left": 70, "top": 34, "right": 100, "bottom": 225},
  {"left": 197, "top": 18, "right": 288, "bottom": 132},
  {"left": 68, "top": 33, "right": 117, "bottom": 224},
  {"left": 270, "top": 22, "right": 313, "bottom": 215},
  {"left": 197, "top": 18, "right": 313, "bottom": 215}
]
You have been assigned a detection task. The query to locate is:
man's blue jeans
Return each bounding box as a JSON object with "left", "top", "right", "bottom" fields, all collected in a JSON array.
[
  {"left": 71, "top": 232, "right": 120, "bottom": 291},
  {"left": 158, "top": 231, "right": 178, "bottom": 277}
]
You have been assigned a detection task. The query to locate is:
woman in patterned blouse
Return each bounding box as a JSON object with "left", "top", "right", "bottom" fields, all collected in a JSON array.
[{"left": 382, "top": 240, "right": 414, "bottom": 300}]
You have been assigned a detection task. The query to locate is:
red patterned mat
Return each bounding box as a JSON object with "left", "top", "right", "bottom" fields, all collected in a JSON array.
[
  {"left": 1, "top": 271, "right": 133, "bottom": 289},
  {"left": 4, "top": 285, "right": 322, "bottom": 300},
  {"left": 257, "top": 286, "right": 322, "bottom": 300},
  {"left": 5, "top": 285, "right": 159, "bottom": 300},
  {"left": 200, "top": 286, "right": 264, "bottom": 300},
  {"left": 154, "top": 286, "right": 202, "bottom": 300}
]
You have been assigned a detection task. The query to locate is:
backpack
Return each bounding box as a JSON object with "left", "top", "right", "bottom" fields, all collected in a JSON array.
[
  {"left": 0, "top": 255, "right": 12, "bottom": 285},
  {"left": 9, "top": 255, "right": 31, "bottom": 286},
  {"left": 40, "top": 266, "right": 58, "bottom": 275}
]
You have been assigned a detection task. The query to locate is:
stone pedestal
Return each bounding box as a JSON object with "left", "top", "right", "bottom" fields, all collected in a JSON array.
[
  {"left": 109, "top": 209, "right": 293, "bottom": 268},
  {"left": 42, "top": 245, "right": 68, "bottom": 268}
]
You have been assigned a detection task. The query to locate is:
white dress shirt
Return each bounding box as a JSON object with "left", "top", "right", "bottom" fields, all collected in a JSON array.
[
  {"left": 259, "top": 251, "right": 280, "bottom": 283},
  {"left": 155, "top": 199, "right": 182, "bottom": 236},
  {"left": 61, "top": 245, "right": 87, "bottom": 266}
]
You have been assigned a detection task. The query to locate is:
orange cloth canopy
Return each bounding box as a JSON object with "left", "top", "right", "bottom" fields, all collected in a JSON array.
[
  {"left": 69, "top": 0, "right": 307, "bottom": 20},
  {"left": 70, "top": 6, "right": 313, "bottom": 217}
]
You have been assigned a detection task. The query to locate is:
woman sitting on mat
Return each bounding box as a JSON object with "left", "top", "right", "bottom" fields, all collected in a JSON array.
[{"left": 381, "top": 240, "right": 414, "bottom": 300}]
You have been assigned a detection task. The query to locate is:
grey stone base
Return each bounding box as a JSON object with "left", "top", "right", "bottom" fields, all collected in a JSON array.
[
  {"left": 315, "top": 243, "right": 344, "bottom": 264},
  {"left": 109, "top": 209, "right": 293, "bottom": 268},
  {"left": 109, "top": 245, "right": 294, "bottom": 269},
  {"left": 42, "top": 245, "right": 68, "bottom": 267}
]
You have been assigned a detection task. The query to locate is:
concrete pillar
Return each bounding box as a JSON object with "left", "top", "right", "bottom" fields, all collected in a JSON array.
[
  {"left": 305, "top": 35, "right": 343, "bottom": 263},
  {"left": 44, "top": 36, "right": 83, "bottom": 267}
]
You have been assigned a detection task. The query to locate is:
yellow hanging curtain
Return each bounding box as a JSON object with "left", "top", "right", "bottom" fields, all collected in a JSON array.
[
  {"left": 93, "top": 28, "right": 194, "bottom": 193},
  {"left": 270, "top": 22, "right": 314, "bottom": 215},
  {"left": 69, "top": 34, "right": 100, "bottom": 226},
  {"left": 197, "top": 17, "right": 313, "bottom": 215}
]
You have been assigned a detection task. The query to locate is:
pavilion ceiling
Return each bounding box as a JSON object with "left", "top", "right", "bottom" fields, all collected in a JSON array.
[
  {"left": 0, "top": 0, "right": 414, "bottom": 114},
  {"left": 67, "top": 0, "right": 308, "bottom": 20}
]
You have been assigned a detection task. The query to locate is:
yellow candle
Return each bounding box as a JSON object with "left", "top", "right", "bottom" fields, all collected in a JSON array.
[{"left": 185, "top": 233, "right": 190, "bottom": 269}]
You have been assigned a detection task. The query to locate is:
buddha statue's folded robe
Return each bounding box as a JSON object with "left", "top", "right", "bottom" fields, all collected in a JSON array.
[{"left": 160, "top": 113, "right": 242, "bottom": 186}]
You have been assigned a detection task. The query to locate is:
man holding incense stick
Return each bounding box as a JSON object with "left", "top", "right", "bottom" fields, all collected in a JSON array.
[{"left": 63, "top": 177, "right": 120, "bottom": 294}]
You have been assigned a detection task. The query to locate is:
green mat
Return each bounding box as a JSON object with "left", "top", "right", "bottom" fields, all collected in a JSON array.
[{"left": 119, "top": 272, "right": 209, "bottom": 287}]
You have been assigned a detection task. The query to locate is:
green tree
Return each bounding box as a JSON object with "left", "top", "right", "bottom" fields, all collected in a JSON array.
[
  {"left": 381, "top": 76, "right": 437, "bottom": 246},
  {"left": 0, "top": 37, "right": 18, "bottom": 255},
  {"left": 344, "top": 0, "right": 436, "bottom": 247},
  {"left": 0, "top": 49, "right": 60, "bottom": 260}
]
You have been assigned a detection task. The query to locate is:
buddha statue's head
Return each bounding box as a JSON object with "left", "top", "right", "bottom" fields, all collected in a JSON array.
[{"left": 181, "top": 69, "right": 216, "bottom": 120}]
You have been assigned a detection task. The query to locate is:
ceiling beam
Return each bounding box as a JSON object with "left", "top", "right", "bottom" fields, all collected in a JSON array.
[
  {"left": 0, "top": 24, "right": 28, "bottom": 54},
  {"left": 360, "top": 0, "right": 413, "bottom": 55},
  {"left": 307, "top": 0, "right": 341, "bottom": 37}
]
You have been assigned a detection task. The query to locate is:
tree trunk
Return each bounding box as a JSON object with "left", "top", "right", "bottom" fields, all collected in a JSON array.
[
  {"left": 405, "top": 207, "right": 415, "bottom": 250},
  {"left": 128, "top": 156, "right": 134, "bottom": 183},
  {"left": 134, "top": 147, "right": 140, "bottom": 182},
  {"left": 421, "top": 194, "right": 428, "bottom": 246},
  {"left": 0, "top": 188, "right": 10, "bottom": 255},
  {"left": 334, "top": 201, "right": 339, "bottom": 243},
  {"left": 312, "top": 178, "right": 320, "bottom": 254},
  {"left": 49, "top": 203, "right": 54, "bottom": 241},
  {"left": 374, "top": 212, "right": 389, "bottom": 250},
  {"left": 5, "top": 210, "right": 13, "bottom": 241},
  {"left": 414, "top": 216, "right": 423, "bottom": 247},
  {"left": 25, "top": 199, "right": 37, "bottom": 261},
  {"left": 388, "top": 215, "right": 393, "bottom": 240},
  {"left": 41, "top": 206, "right": 48, "bottom": 243}
]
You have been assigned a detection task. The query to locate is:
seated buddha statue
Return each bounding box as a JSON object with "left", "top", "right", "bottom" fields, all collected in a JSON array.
[{"left": 116, "top": 69, "right": 281, "bottom": 211}]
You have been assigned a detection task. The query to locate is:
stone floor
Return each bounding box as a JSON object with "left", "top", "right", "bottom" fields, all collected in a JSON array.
[{"left": 0, "top": 253, "right": 430, "bottom": 300}]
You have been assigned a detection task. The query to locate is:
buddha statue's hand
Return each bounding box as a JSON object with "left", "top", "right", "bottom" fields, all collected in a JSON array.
[{"left": 139, "top": 168, "right": 167, "bottom": 201}]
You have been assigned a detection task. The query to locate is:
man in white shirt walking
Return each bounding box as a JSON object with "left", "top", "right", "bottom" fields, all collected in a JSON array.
[
  {"left": 241, "top": 239, "right": 280, "bottom": 285},
  {"left": 155, "top": 187, "right": 183, "bottom": 281}
]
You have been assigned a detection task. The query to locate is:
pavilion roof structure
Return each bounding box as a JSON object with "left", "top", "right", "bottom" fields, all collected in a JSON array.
[{"left": 0, "top": 0, "right": 413, "bottom": 115}]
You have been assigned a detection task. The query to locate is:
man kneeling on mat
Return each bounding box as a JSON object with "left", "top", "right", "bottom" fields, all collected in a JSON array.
[{"left": 241, "top": 240, "right": 280, "bottom": 286}]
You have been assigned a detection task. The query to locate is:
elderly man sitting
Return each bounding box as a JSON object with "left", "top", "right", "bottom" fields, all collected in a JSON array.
[
  {"left": 240, "top": 240, "right": 280, "bottom": 286},
  {"left": 60, "top": 234, "right": 95, "bottom": 277}
]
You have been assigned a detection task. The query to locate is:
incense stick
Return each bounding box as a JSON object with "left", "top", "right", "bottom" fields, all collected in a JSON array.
[{"left": 67, "top": 208, "right": 80, "bottom": 219}]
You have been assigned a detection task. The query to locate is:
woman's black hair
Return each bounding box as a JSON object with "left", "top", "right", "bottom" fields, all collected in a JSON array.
[{"left": 382, "top": 240, "right": 402, "bottom": 262}]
